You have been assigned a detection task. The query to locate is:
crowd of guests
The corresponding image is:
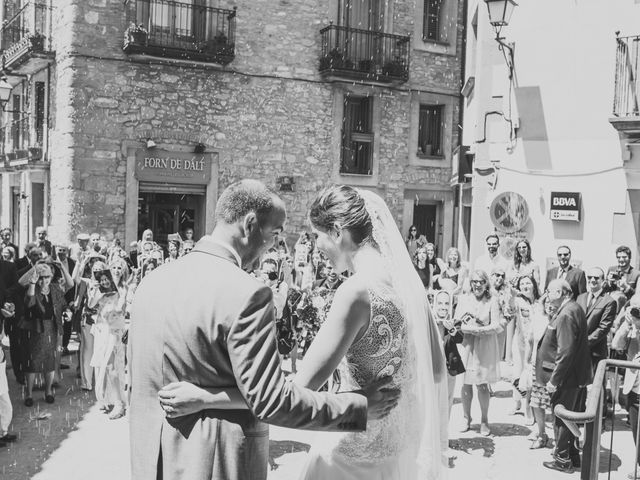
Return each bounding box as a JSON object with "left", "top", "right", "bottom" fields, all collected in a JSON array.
[
  {"left": 408, "top": 225, "right": 640, "bottom": 475},
  {"left": 0, "top": 226, "right": 199, "bottom": 448}
]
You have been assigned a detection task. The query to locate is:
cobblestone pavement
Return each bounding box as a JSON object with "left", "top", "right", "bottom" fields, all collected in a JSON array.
[{"left": 1, "top": 348, "right": 637, "bottom": 480}]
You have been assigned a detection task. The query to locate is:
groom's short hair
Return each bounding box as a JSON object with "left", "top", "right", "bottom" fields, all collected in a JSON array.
[{"left": 216, "top": 179, "right": 277, "bottom": 225}]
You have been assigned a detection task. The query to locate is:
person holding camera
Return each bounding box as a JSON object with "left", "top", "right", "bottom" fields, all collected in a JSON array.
[
  {"left": 607, "top": 245, "right": 640, "bottom": 300},
  {"left": 20, "top": 263, "right": 71, "bottom": 406},
  {"left": 72, "top": 252, "right": 107, "bottom": 391},
  {"left": 454, "top": 269, "right": 503, "bottom": 436}
]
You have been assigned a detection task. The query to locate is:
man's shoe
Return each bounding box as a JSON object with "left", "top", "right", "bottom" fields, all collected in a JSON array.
[
  {"left": 543, "top": 460, "right": 574, "bottom": 474},
  {"left": 0, "top": 433, "right": 17, "bottom": 442},
  {"left": 24, "top": 397, "right": 33, "bottom": 407},
  {"left": 59, "top": 363, "right": 70, "bottom": 370},
  {"left": 45, "top": 394, "right": 55, "bottom": 404}
]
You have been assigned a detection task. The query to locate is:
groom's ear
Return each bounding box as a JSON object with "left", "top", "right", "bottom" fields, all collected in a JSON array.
[{"left": 241, "top": 212, "right": 258, "bottom": 238}]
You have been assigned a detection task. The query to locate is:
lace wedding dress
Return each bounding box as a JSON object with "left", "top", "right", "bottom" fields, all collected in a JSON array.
[{"left": 299, "top": 284, "right": 423, "bottom": 480}]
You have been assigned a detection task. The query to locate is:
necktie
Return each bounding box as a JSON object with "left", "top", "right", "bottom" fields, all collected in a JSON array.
[
  {"left": 588, "top": 294, "right": 596, "bottom": 310},
  {"left": 558, "top": 268, "right": 566, "bottom": 280}
]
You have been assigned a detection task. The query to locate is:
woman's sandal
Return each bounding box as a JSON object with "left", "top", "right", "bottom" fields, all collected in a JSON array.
[{"left": 530, "top": 434, "right": 550, "bottom": 449}]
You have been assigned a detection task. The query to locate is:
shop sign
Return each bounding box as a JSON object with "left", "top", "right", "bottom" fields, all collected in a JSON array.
[
  {"left": 135, "top": 150, "right": 212, "bottom": 185},
  {"left": 550, "top": 192, "right": 581, "bottom": 221},
  {"left": 489, "top": 191, "right": 530, "bottom": 234}
]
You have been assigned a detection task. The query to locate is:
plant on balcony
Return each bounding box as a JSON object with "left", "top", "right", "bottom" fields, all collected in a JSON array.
[
  {"left": 319, "top": 48, "right": 353, "bottom": 71},
  {"left": 382, "top": 58, "right": 406, "bottom": 78},
  {"left": 124, "top": 23, "right": 148, "bottom": 46},
  {"left": 29, "top": 32, "right": 46, "bottom": 51},
  {"left": 358, "top": 59, "right": 375, "bottom": 73},
  {"left": 197, "top": 32, "right": 231, "bottom": 55}
]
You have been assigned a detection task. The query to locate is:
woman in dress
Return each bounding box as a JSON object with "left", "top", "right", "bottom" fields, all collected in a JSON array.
[
  {"left": 455, "top": 269, "right": 502, "bottom": 436},
  {"left": 159, "top": 186, "right": 449, "bottom": 480},
  {"left": 165, "top": 240, "right": 180, "bottom": 263},
  {"left": 437, "top": 247, "right": 469, "bottom": 295},
  {"left": 87, "top": 260, "right": 129, "bottom": 419},
  {"left": 405, "top": 225, "right": 427, "bottom": 261},
  {"left": 20, "top": 263, "right": 72, "bottom": 406},
  {"left": 526, "top": 295, "right": 555, "bottom": 449},
  {"left": 507, "top": 240, "right": 541, "bottom": 294},
  {"left": 510, "top": 275, "right": 540, "bottom": 423}
]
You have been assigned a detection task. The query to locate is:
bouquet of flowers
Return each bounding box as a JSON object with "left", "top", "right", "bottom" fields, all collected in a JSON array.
[{"left": 290, "top": 286, "right": 336, "bottom": 354}]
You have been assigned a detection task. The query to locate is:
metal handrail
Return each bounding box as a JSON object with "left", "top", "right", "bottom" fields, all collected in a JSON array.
[
  {"left": 555, "top": 358, "right": 640, "bottom": 479},
  {"left": 319, "top": 23, "right": 411, "bottom": 44}
]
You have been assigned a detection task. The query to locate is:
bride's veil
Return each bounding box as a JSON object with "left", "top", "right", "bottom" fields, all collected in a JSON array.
[{"left": 358, "top": 189, "right": 448, "bottom": 478}]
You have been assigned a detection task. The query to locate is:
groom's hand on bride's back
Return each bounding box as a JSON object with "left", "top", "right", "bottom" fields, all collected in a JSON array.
[{"left": 361, "top": 376, "right": 400, "bottom": 420}]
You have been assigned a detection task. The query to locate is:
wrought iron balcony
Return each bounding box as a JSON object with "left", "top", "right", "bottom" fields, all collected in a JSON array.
[
  {"left": 0, "top": 1, "right": 54, "bottom": 73},
  {"left": 123, "top": 0, "right": 236, "bottom": 65},
  {"left": 613, "top": 34, "right": 640, "bottom": 117},
  {"left": 319, "top": 24, "right": 410, "bottom": 84}
]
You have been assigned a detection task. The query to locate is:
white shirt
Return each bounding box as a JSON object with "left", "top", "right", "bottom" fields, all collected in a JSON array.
[{"left": 473, "top": 253, "right": 508, "bottom": 275}]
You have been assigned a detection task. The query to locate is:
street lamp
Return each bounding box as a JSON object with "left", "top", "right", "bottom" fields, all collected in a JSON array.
[
  {"left": 484, "top": 0, "right": 517, "bottom": 80},
  {"left": 0, "top": 75, "right": 24, "bottom": 113},
  {"left": 485, "top": 0, "right": 517, "bottom": 27}
]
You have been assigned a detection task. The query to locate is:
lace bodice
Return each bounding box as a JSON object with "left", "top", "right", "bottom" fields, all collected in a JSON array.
[{"left": 331, "top": 284, "right": 418, "bottom": 462}]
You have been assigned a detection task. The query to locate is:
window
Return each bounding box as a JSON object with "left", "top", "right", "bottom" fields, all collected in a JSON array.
[
  {"left": 341, "top": 96, "right": 373, "bottom": 175},
  {"left": 11, "top": 94, "right": 21, "bottom": 150},
  {"left": 423, "top": 0, "right": 444, "bottom": 42},
  {"left": 34, "top": 81, "right": 45, "bottom": 145},
  {"left": 418, "top": 104, "right": 444, "bottom": 157}
]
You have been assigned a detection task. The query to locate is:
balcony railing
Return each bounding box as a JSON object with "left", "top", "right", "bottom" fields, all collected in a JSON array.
[
  {"left": 0, "top": 1, "right": 53, "bottom": 71},
  {"left": 613, "top": 34, "right": 640, "bottom": 117},
  {"left": 123, "top": 0, "right": 236, "bottom": 65},
  {"left": 319, "top": 24, "right": 410, "bottom": 83}
]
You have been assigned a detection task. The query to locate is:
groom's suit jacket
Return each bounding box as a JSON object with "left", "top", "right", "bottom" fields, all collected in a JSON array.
[{"left": 129, "top": 238, "right": 367, "bottom": 480}]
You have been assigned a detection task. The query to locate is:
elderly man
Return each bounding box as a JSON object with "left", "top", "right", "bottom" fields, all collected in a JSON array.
[
  {"left": 35, "top": 226, "right": 52, "bottom": 257},
  {"left": 69, "top": 233, "right": 90, "bottom": 262},
  {"left": 538, "top": 279, "right": 592, "bottom": 473},
  {"left": 545, "top": 245, "right": 586, "bottom": 300}
]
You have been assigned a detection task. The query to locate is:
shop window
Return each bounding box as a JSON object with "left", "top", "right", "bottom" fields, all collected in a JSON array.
[
  {"left": 423, "top": 0, "right": 444, "bottom": 42},
  {"left": 418, "top": 104, "right": 444, "bottom": 157},
  {"left": 341, "top": 96, "right": 374, "bottom": 175}
]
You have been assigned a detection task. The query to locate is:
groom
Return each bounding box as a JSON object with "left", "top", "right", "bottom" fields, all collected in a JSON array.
[{"left": 129, "top": 179, "right": 399, "bottom": 480}]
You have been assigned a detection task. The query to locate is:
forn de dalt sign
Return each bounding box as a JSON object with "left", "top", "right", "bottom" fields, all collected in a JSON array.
[
  {"left": 550, "top": 192, "right": 581, "bottom": 222},
  {"left": 135, "top": 150, "right": 212, "bottom": 185}
]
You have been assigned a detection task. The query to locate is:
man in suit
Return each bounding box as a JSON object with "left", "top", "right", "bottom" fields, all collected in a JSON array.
[
  {"left": 607, "top": 245, "right": 640, "bottom": 300},
  {"left": 129, "top": 180, "right": 400, "bottom": 480},
  {"left": 577, "top": 267, "right": 617, "bottom": 370},
  {"left": 53, "top": 245, "right": 76, "bottom": 357},
  {"left": 0, "top": 228, "right": 18, "bottom": 261},
  {"left": 538, "top": 279, "right": 593, "bottom": 473},
  {"left": 545, "top": 245, "right": 587, "bottom": 300},
  {"left": 35, "top": 226, "right": 52, "bottom": 257}
]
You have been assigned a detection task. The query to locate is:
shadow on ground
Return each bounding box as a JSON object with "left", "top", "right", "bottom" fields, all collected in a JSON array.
[
  {"left": 450, "top": 436, "right": 496, "bottom": 457},
  {"left": 1, "top": 344, "right": 97, "bottom": 480}
]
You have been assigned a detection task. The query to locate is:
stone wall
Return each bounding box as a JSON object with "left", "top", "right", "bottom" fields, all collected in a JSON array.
[{"left": 48, "top": 0, "right": 463, "bottom": 243}]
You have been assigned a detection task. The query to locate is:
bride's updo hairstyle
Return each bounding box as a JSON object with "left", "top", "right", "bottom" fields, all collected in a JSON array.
[{"left": 309, "top": 185, "right": 372, "bottom": 246}]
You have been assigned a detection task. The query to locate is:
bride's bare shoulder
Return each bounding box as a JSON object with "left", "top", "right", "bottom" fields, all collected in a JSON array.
[{"left": 333, "top": 273, "right": 370, "bottom": 307}]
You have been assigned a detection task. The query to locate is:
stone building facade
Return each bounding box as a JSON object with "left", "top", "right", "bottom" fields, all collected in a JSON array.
[{"left": 0, "top": 0, "right": 465, "bottom": 254}]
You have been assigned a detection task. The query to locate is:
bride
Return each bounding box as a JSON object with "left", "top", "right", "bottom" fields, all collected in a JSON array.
[{"left": 158, "top": 185, "right": 449, "bottom": 479}]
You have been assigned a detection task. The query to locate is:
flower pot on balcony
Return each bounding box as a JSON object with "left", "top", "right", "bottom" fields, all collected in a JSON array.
[
  {"left": 359, "top": 59, "right": 375, "bottom": 73},
  {"left": 124, "top": 23, "right": 148, "bottom": 48},
  {"left": 382, "top": 59, "right": 406, "bottom": 78},
  {"left": 29, "top": 33, "right": 45, "bottom": 51}
]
